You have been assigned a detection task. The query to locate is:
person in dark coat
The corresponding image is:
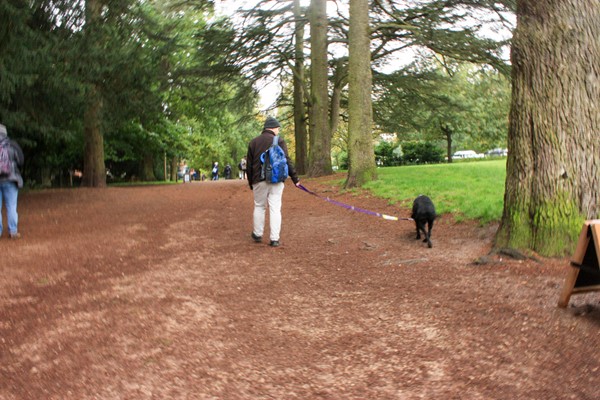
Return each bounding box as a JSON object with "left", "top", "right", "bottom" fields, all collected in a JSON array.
[
  {"left": 246, "top": 116, "right": 300, "bottom": 247},
  {"left": 211, "top": 162, "right": 219, "bottom": 180}
]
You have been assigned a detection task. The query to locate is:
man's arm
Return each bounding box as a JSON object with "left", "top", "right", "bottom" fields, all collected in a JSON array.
[{"left": 278, "top": 138, "right": 300, "bottom": 185}]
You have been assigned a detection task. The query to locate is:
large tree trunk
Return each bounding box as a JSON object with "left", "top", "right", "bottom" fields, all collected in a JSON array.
[
  {"left": 307, "top": 0, "right": 332, "bottom": 177},
  {"left": 170, "top": 156, "right": 178, "bottom": 181},
  {"left": 82, "top": 0, "right": 106, "bottom": 188},
  {"left": 495, "top": 0, "right": 600, "bottom": 256},
  {"left": 140, "top": 152, "right": 156, "bottom": 181},
  {"left": 345, "top": 0, "right": 376, "bottom": 188},
  {"left": 293, "top": 0, "right": 308, "bottom": 175},
  {"left": 82, "top": 85, "right": 106, "bottom": 187},
  {"left": 329, "top": 58, "right": 347, "bottom": 139}
]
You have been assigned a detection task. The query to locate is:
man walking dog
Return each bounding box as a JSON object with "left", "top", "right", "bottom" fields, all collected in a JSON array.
[{"left": 246, "top": 117, "right": 299, "bottom": 247}]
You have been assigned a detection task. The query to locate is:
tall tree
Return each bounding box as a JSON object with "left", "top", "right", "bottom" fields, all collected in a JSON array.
[
  {"left": 82, "top": 0, "right": 106, "bottom": 187},
  {"left": 293, "top": 0, "right": 308, "bottom": 175},
  {"left": 307, "top": 0, "right": 332, "bottom": 177},
  {"left": 345, "top": 0, "right": 376, "bottom": 187},
  {"left": 496, "top": 0, "right": 600, "bottom": 256}
]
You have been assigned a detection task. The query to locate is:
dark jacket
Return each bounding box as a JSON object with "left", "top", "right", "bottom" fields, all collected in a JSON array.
[
  {"left": 0, "top": 136, "right": 24, "bottom": 188},
  {"left": 246, "top": 130, "right": 299, "bottom": 188}
]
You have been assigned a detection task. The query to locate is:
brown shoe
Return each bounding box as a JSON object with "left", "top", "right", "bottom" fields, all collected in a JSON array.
[{"left": 9, "top": 233, "right": 21, "bottom": 240}]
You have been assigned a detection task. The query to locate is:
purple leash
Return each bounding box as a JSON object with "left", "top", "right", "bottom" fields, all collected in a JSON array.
[{"left": 297, "top": 184, "right": 414, "bottom": 222}]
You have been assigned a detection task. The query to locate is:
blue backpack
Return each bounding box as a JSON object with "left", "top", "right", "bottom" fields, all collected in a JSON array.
[{"left": 260, "top": 136, "right": 288, "bottom": 183}]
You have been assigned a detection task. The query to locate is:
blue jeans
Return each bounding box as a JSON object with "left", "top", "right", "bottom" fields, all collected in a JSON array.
[{"left": 0, "top": 181, "right": 19, "bottom": 235}]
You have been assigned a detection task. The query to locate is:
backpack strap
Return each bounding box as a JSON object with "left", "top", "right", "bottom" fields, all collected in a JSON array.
[{"left": 272, "top": 135, "right": 279, "bottom": 146}]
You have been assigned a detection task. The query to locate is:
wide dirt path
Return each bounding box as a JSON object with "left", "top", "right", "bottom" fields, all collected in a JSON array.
[{"left": 1, "top": 178, "right": 599, "bottom": 399}]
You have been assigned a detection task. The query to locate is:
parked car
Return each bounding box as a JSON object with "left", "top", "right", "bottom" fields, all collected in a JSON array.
[
  {"left": 452, "top": 150, "right": 485, "bottom": 160},
  {"left": 485, "top": 148, "right": 508, "bottom": 157}
]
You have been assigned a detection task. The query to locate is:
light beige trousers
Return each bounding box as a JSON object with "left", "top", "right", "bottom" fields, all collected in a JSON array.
[{"left": 252, "top": 181, "right": 285, "bottom": 241}]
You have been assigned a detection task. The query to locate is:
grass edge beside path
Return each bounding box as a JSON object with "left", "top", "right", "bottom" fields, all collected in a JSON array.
[{"left": 324, "top": 160, "right": 507, "bottom": 224}]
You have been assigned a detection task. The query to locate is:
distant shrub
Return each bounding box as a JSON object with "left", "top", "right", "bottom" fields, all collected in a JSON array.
[
  {"left": 375, "top": 141, "right": 402, "bottom": 166},
  {"left": 401, "top": 142, "right": 444, "bottom": 164}
]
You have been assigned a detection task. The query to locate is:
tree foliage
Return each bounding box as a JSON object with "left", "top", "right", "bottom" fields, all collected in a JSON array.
[
  {"left": 1, "top": 0, "right": 517, "bottom": 187},
  {"left": 374, "top": 60, "right": 510, "bottom": 161},
  {"left": 0, "top": 0, "right": 259, "bottom": 187}
]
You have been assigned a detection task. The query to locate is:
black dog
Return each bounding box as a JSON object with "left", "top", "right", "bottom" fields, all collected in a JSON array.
[{"left": 411, "top": 195, "right": 436, "bottom": 248}]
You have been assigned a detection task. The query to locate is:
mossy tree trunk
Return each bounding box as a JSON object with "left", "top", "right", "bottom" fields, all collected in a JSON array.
[
  {"left": 307, "top": 0, "right": 332, "bottom": 177},
  {"left": 345, "top": 0, "right": 376, "bottom": 188},
  {"left": 496, "top": 0, "right": 600, "bottom": 256}
]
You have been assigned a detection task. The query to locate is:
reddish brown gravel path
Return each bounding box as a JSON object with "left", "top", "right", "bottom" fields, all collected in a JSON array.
[{"left": 1, "top": 177, "right": 599, "bottom": 399}]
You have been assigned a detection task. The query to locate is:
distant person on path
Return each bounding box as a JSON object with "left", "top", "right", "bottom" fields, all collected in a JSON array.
[
  {"left": 239, "top": 156, "right": 247, "bottom": 179},
  {"left": 224, "top": 164, "right": 232, "bottom": 179},
  {"left": 178, "top": 161, "right": 188, "bottom": 182},
  {"left": 211, "top": 162, "right": 219, "bottom": 180},
  {"left": 246, "top": 116, "right": 300, "bottom": 247},
  {"left": 0, "top": 124, "right": 24, "bottom": 239}
]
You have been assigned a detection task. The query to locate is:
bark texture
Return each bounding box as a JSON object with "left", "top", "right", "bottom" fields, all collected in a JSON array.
[
  {"left": 345, "top": 0, "right": 376, "bottom": 188},
  {"left": 496, "top": 0, "right": 600, "bottom": 256},
  {"left": 307, "top": 0, "right": 332, "bottom": 177}
]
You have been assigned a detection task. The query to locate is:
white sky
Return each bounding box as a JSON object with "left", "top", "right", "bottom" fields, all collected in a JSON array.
[{"left": 216, "top": 0, "right": 312, "bottom": 16}]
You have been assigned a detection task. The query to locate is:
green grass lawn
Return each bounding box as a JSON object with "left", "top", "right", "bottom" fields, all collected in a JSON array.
[{"left": 360, "top": 159, "right": 507, "bottom": 223}]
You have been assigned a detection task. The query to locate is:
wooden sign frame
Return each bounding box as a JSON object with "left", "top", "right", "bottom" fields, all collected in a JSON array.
[{"left": 558, "top": 220, "right": 600, "bottom": 307}]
